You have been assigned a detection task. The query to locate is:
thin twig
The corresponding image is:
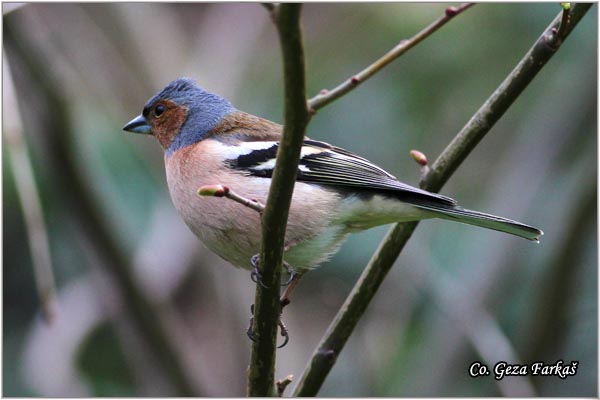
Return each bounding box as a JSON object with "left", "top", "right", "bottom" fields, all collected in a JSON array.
[
  {"left": 553, "top": 3, "right": 572, "bottom": 47},
  {"left": 197, "top": 185, "right": 265, "bottom": 213},
  {"left": 247, "top": 3, "right": 310, "bottom": 397},
  {"left": 308, "top": 3, "right": 474, "bottom": 111},
  {"left": 292, "top": 3, "right": 592, "bottom": 396},
  {"left": 4, "top": 57, "right": 58, "bottom": 324},
  {"left": 276, "top": 374, "right": 294, "bottom": 397},
  {"left": 423, "top": 3, "right": 590, "bottom": 191}
]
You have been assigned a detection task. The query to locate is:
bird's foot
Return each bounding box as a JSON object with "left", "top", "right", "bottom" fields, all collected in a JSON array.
[
  {"left": 246, "top": 256, "right": 299, "bottom": 348},
  {"left": 282, "top": 261, "right": 296, "bottom": 287},
  {"left": 250, "top": 255, "right": 296, "bottom": 288},
  {"left": 246, "top": 304, "right": 257, "bottom": 342},
  {"left": 250, "top": 254, "right": 268, "bottom": 288},
  {"left": 276, "top": 297, "right": 291, "bottom": 348},
  {"left": 277, "top": 317, "right": 290, "bottom": 348},
  {"left": 246, "top": 303, "right": 290, "bottom": 348}
]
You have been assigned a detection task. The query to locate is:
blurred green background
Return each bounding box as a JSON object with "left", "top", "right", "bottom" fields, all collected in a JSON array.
[{"left": 3, "top": 3, "right": 597, "bottom": 397}]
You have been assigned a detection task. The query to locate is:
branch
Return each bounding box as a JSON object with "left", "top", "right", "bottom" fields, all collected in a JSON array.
[
  {"left": 292, "top": 3, "right": 592, "bottom": 396},
  {"left": 554, "top": 3, "right": 572, "bottom": 45},
  {"left": 308, "top": 3, "right": 474, "bottom": 111},
  {"left": 424, "top": 3, "right": 591, "bottom": 192},
  {"left": 198, "top": 184, "right": 265, "bottom": 213},
  {"left": 4, "top": 56, "right": 58, "bottom": 324},
  {"left": 276, "top": 374, "right": 294, "bottom": 397},
  {"left": 247, "top": 4, "right": 310, "bottom": 397}
]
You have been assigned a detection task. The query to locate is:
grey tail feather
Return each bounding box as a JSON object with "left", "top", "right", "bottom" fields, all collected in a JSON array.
[{"left": 415, "top": 203, "right": 543, "bottom": 242}]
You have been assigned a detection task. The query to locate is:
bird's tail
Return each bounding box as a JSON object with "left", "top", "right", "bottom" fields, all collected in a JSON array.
[{"left": 416, "top": 203, "right": 543, "bottom": 242}]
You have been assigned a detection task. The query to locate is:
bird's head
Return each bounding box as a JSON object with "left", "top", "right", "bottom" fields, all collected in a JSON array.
[{"left": 123, "top": 78, "right": 236, "bottom": 155}]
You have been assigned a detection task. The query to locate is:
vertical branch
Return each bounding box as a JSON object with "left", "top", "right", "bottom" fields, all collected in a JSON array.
[
  {"left": 4, "top": 58, "right": 58, "bottom": 323},
  {"left": 247, "top": 3, "right": 310, "bottom": 397},
  {"left": 293, "top": 3, "right": 592, "bottom": 396}
]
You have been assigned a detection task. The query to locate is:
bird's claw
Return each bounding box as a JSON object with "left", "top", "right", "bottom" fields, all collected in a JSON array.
[
  {"left": 246, "top": 256, "right": 296, "bottom": 348},
  {"left": 282, "top": 262, "right": 296, "bottom": 287},
  {"left": 277, "top": 319, "right": 290, "bottom": 348},
  {"left": 250, "top": 254, "right": 268, "bottom": 288},
  {"left": 246, "top": 303, "right": 291, "bottom": 348},
  {"left": 250, "top": 255, "right": 296, "bottom": 288},
  {"left": 246, "top": 304, "right": 258, "bottom": 342}
]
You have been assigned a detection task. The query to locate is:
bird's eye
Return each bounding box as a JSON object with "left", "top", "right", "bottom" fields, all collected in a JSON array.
[{"left": 154, "top": 104, "right": 166, "bottom": 118}]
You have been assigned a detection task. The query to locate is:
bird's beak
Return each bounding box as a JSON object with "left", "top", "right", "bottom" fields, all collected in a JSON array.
[{"left": 123, "top": 115, "right": 152, "bottom": 135}]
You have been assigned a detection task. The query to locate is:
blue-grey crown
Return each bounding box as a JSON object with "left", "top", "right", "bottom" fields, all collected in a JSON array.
[{"left": 149, "top": 78, "right": 236, "bottom": 155}]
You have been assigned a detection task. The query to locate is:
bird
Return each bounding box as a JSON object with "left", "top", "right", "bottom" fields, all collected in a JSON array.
[{"left": 123, "top": 77, "right": 542, "bottom": 309}]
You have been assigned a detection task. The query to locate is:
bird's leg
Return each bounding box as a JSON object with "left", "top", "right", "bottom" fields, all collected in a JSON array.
[
  {"left": 280, "top": 239, "right": 302, "bottom": 286},
  {"left": 246, "top": 271, "right": 303, "bottom": 349},
  {"left": 280, "top": 272, "right": 303, "bottom": 308},
  {"left": 274, "top": 273, "right": 303, "bottom": 348},
  {"left": 247, "top": 246, "right": 302, "bottom": 348}
]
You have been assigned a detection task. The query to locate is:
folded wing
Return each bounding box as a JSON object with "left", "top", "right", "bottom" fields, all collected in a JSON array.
[{"left": 226, "top": 139, "right": 457, "bottom": 207}]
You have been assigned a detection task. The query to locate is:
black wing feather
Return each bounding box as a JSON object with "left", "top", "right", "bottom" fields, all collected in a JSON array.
[{"left": 226, "top": 139, "right": 457, "bottom": 206}]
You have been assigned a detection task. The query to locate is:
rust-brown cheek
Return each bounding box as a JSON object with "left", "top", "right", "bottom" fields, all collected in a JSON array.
[{"left": 152, "top": 100, "right": 189, "bottom": 150}]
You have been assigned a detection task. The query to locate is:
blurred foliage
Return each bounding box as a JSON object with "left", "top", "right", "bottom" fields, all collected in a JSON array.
[
  {"left": 77, "top": 322, "right": 135, "bottom": 397},
  {"left": 2, "top": 3, "right": 597, "bottom": 397}
]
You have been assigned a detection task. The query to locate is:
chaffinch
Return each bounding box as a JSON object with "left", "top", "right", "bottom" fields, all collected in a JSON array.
[{"left": 123, "top": 78, "right": 542, "bottom": 275}]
